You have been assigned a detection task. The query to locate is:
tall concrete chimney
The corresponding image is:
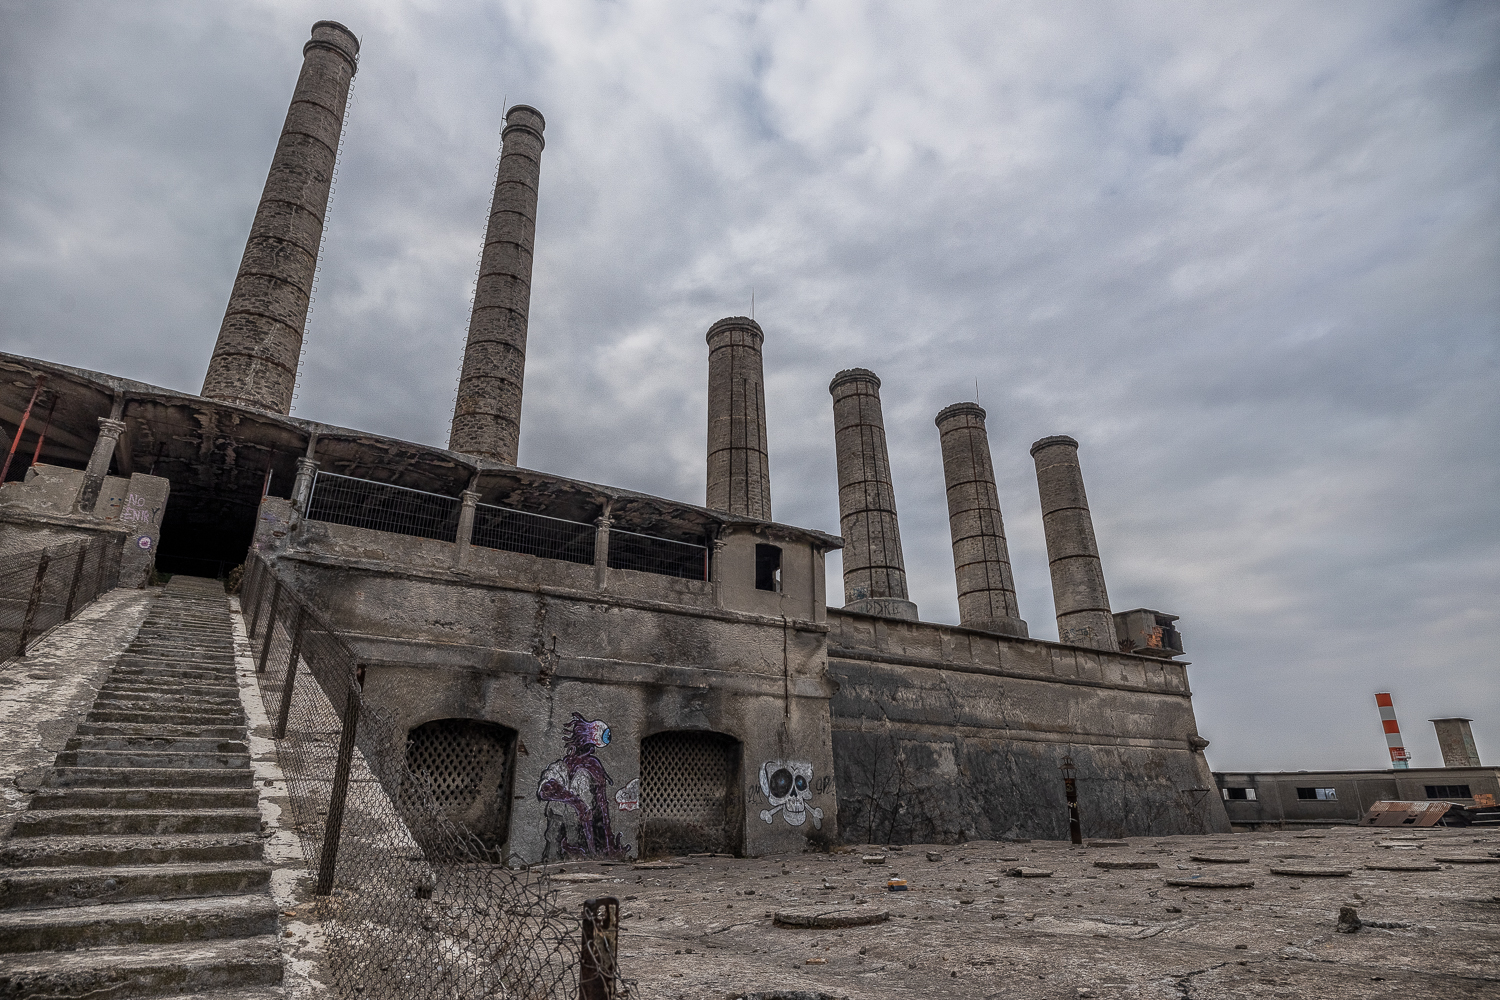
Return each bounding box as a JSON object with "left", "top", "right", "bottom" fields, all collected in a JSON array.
[
  {"left": 705, "top": 317, "right": 772, "bottom": 519},
  {"left": 935, "top": 403, "right": 1026, "bottom": 637},
  {"left": 1431, "top": 718, "right": 1481, "bottom": 767},
  {"left": 830, "top": 369, "right": 917, "bottom": 620},
  {"left": 1031, "top": 435, "right": 1116, "bottom": 650},
  {"left": 202, "top": 21, "right": 359, "bottom": 414},
  {"left": 448, "top": 105, "right": 547, "bottom": 464}
]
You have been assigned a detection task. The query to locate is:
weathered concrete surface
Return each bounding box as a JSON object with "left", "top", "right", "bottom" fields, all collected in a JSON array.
[
  {"left": 450, "top": 105, "right": 547, "bottom": 464},
  {"left": 934, "top": 402, "right": 1026, "bottom": 637},
  {"left": 829, "top": 370, "right": 916, "bottom": 620},
  {"left": 1032, "top": 435, "right": 1118, "bottom": 651},
  {"left": 706, "top": 317, "right": 773, "bottom": 519},
  {"left": 262, "top": 510, "right": 841, "bottom": 864},
  {"left": 0, "top": 587, "right": 156, "bottom": 838},
  {"left": 826, "top": 609, "right": 1229, "bottom": 841},
  {"left": 544, "top": 826, "right": 1500, "bottom": 998},
  {"left": 202, "top": 21, "right": 359, "bottom": 414},
  {"left": 1433, "top": 718, "right": 1482, "bottom": 768}
]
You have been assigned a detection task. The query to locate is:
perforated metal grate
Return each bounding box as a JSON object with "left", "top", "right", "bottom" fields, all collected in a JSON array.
[
  {"left": 405, "top": 719, "right": 515, "bottom": 846},
  {"left": 639, "top": 731, "right": 739, "bottom": 856}
]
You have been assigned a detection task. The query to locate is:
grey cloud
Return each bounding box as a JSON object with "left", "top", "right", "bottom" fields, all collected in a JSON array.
[{"left": 1, "top": 0, "right": 1495, "bottom": 772}]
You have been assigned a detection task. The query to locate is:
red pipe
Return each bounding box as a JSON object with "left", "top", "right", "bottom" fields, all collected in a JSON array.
[
  {"left": 1, "top": 375, "right": 45, "bottom": 484},
  {"left": 29, "top": 396, "right": 57, "bottom": 470}
]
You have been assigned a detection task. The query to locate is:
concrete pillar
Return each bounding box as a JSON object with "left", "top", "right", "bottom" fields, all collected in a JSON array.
[
  {"left": 593, "top": 510, "right": 612, "bottom": 590},
  {"left": 705, "top": 317, "right": 772, "bottom": 519},
  {"left": 454, "top": 490, "right": 480, "bottom": 568},
  {"left": 291, "top": 457, "right": 319, "bottom": 512},
  {"left": 449, "top": 105, "right": 547, "bottom": 463},
  {"left": 75, "top": 394, "right": 127, "bottom": 514},
  {"left": 934, "top": 403, "right": 1027, "bottom": 637},
  {"left": 1431, "top": 718, "right": 1481, "bottom": 767},
  {"left": 829, "top": 369, "right": 917, "bottom": 620},
  {"left": 202, "top": 21, "right": 359, "bottom": 414},
  {"left": 1031, "top": 435, "right": 1116, "bottom": 650}
]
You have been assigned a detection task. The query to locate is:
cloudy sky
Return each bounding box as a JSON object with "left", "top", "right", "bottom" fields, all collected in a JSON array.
[{"left": 2, "top": 1, "right": 1496, "bottom": 772}]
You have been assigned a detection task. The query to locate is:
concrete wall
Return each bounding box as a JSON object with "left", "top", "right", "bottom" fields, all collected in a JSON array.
[
  {"left": 262, "top": 511, "right": 839, "bottom": 863},
  {"left": 826, "top": 609, "right": 1229, "bottom": 842},
  {"left": 1214, "top": 767, "right": 1500, "bottom": 828},
  {"left": 0, "top": 464, "right": 161, "bottom": 582}
]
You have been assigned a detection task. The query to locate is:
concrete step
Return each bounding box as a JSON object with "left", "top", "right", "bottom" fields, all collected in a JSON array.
[
  {"left": 45, "top": 767, "right": 254, "bottom": 790},
  {"left": 86, "top": 711, "right": 246, "bottom": 727},
  {"left": 53, "top": 750, "right": 250, "bottom": 770},
  {"left": 9, "top": 809, "right": 261, "bottom": 839},
  {"left": 0, "top": 833, "right": 265, "bottom": 870},
  {"left": 64, "top": 737, "right": 249, "bottom": 754},
  {"left": 0, "top": 861, "right": 271, "bottom": 911},
  {"left": 0, "top": 893, "right": 278, "bottom": 952},
  {"left": 115, "top": 657, "right": 238, "bottom": 672},
  {"left": 27, "top": 787, "right": 260, "bottom": 811},
  {"left": 100, "top": 681, "right": 241, "bottom": 698},
  {"left": 73, "top": 723, "right": 248, "bottom": 741},
  {"left": 89, "top": 698, "right": 243, "bottom": 717},
  {"left": 0, "top": 934, "right": 282, "bottom": 997}
]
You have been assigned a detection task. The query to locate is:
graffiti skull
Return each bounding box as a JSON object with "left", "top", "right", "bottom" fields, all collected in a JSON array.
[{"left": 759, "top": 760, "right": 817, "bottom": 827}]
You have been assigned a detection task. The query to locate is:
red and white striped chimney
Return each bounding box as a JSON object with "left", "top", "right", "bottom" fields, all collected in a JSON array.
[{"left": 1375, "top": 692, "right": 1410, "bottom": 769}]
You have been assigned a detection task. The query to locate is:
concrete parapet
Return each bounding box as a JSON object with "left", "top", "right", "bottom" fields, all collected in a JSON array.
[
  {"left": 829, "top": 369, "right": 915, "bottom": 620},
  {"left": 449, "top": 105, "right": 548, "bottom": 463},
  {"left": 1031, "top": 435, "right": 1117, "bottom": 651},
  {"left": 202, "top": 21, "right": 359, "bottom": 414},
  {"left": 705, "top": 317, "right": 772, "bottom": 519},
  {"left": 934, "top": 402, "right": 1026, "bottom": 637}
]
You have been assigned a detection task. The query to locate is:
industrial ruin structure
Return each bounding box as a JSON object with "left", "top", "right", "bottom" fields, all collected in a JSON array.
[{"left": 1, "top": 20, "right": 1243, "bottom": 866}]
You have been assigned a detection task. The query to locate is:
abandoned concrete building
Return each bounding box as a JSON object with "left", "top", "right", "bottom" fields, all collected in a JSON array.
[{"left": 1, "top": 20, "right": 1237, "bottom": 868}]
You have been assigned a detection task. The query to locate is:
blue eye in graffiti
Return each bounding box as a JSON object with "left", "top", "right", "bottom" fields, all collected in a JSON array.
[
  {"left": 795, "top": 774, "right": 807, "bottom": 791},
  {"left": 599, "top": 727, "right": 611, "bottom": 745}
]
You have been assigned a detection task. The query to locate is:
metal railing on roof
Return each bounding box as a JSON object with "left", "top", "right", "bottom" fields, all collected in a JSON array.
[{"left": 301, "top": 471, "right": 707, "bottom": 582}]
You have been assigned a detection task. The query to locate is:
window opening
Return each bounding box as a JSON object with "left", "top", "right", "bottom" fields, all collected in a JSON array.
[
  {"left": 755, "top": 543, "right": 782, "bottom": 592},
  {"left": 1424, "top": 784, "right": 1471, "bottom": 799},
  {"left": 1222, "top": 787, "right": 1256, "bottom": 801},
  {"left": 1295, "top": 787, "right": 1337, "bottom": 801}
]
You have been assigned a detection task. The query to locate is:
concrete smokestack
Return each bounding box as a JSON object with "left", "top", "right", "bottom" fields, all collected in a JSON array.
[
  {"left": 704, "top": 317, "right": 772, "bottom": 519},
  {"left": 448, "top": 105, "right": 547, "bottom": 464},
  {"left": 935, "top": 403, "right": 1027, "bottom": 637},
  {"left": 202, "top": 21, "right": 359, "bottom": 414},
  {"left": 829, "top": 369, "right": 917, "bottom": 621},
  {"left": 1431, "top": 718, "right": 1481, "bottom": 767},
  {"left": 1030, "top": 435, "right": 1116, "bottom": 650}
]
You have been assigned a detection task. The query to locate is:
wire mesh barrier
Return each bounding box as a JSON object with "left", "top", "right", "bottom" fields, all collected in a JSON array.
[
  {"left": 607, "top": 528, "right": 708, "bottom": 581},
  {"left": 240, "top": 555, "right": 627, "bottom": 999},
  {"left": 305, "top": 472, "right": 463, "bottom": 542},
  {"left": 0, "top": 534, "right": 121, "bottom": 663},
  {"left": 297, "top": 469, "right": 707, "bottom": 583},
  {"left": 472, "top": 503, "right": 595, "bottom": 565}
]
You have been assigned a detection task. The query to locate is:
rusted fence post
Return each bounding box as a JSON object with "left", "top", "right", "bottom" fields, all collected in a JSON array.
[
  {"left": 257, "top": 579, "right": 281, "bottom": 673},
  {"left": 315, "top": 680, "right": 362, "bottom": 897},
  {"left": 273, "top": 606, "right": 306, "bottom": 740},
  {"left": 16, "top": 551, "right": 52, "bottom": 657},
  {"left": 246, "top": 560, "right": 267, "bottom": 637},
  {"left": 580, "top": 896, "right": 620, "bottom": 1000},
  {"left": 1061, "top": 754, "right": 1083, "bottom": 845},
  {"left": 63, "top": 542, "right": 87, "bottom": 619}
]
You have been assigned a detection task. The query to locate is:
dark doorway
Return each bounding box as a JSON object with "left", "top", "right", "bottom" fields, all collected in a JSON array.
[
  {"left": 639, "top": 730, "right": 742, "bottom": 857},
  {"left": 404, "top": 718, "right": 518, "bottom": 852}
]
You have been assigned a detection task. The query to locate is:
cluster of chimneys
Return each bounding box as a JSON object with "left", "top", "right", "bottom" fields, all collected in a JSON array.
[
  {"left": 199, "top": 22, "right": 1160, "bottom": 653},
  {"left": 704, "top": 320, "right": 1133, "bottom": 650}
]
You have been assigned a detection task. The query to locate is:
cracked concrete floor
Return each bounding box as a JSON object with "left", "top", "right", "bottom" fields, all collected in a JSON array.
[{"left": 541, "top": 827, "right": 1499, "bottom": 999}]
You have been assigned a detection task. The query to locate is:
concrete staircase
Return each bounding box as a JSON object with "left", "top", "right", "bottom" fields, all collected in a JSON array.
[{"left": 0, "top": 576, "right": 282, "bottom": 999}]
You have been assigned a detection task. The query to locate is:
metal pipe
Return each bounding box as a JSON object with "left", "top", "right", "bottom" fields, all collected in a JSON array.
[
  {"left": 1, "top": 375, "right": 45, "bottom": 483},
  {"left": 28, "top": 395, "right": 56, "bottom": 470}
]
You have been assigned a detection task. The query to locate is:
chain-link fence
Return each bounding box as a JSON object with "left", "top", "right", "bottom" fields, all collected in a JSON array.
[
  {"left": 240, "top": 554, "right": 627, "bottom": 999},
  {"left": 0, "top": 533, "right": 121, "bottom": 662}
]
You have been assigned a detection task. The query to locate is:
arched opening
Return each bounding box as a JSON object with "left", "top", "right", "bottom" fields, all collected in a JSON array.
[
  {"left": 404, "top": 718, "right": 518, "bottom": 852},
  {"left": 639, "top": 730, "right": 743, "bottom": 857}
]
